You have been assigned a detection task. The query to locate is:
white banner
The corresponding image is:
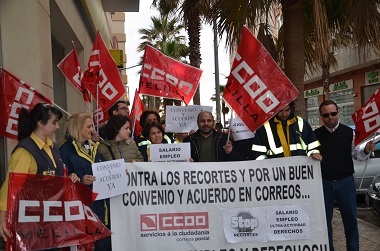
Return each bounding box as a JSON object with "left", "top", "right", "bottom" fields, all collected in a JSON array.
[
  {"left": 150, "top": 143, "right": 191, "bottom": 162},
  {"left": 92, "top": 159, "right": 129, "bottom": 200},
  {"left": 165, "top": 105, "right": 213, "bottom": 133},
  {"left": 110, "top": 156, "right": 328, "bottom": 250},
  {"left": 230, "top": 117, "right": 256, "bottom": 141}
]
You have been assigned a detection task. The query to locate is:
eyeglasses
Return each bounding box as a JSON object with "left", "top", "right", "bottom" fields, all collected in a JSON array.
[{"left": 322, "top": 112, "right": 338, "bottom": 118}]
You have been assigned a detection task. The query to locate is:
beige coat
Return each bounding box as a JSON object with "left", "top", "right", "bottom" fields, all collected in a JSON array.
[{"left": 98, "top": 138, "right": 144, "bottom": 162}]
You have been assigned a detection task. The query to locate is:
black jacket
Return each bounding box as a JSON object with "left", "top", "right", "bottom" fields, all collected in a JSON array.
[{"left": 183, "top": 130, "right": 241, "bottom": 162}]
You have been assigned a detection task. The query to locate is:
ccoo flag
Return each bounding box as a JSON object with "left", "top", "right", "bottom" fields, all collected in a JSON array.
[{"left": 223, "top": 26, "right": 299, "bottom": 133}]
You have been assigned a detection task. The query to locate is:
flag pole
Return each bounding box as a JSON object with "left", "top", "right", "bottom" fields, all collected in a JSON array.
[
  {"left": 96, "top": 84, "right": 99, "bottom": 134},
  {"left": 52, "top": 102, "right": 71, "bottom": 117},
  {"left": 131, "top": 89, "right": 138, "bottom": 137},
  {"left": 226, "top": 111, "right": 233, "bottom": 143}
]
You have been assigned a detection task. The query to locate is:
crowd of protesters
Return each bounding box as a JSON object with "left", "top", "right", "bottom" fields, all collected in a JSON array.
[{"left": 0, "top": 99, "right": 377, "bottom": 251}]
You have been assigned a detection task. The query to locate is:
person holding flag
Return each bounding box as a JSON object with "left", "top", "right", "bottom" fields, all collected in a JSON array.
[
  {"left": 0, "top": 104, "right": 80, "bottom": 249},
  {"left": 183, "top": 111, "right": 241, "bottom": 162},
  {"left": 315, "top": 99, "right": 376, "bottom": 251},
  {"left": 249, "top": 101, "right": 322, "bottom": 160}
]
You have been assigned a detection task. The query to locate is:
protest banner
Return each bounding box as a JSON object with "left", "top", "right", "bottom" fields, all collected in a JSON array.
[
  {"left": 81, "top": 31, "right": 126, "bottom": 111},
  {"left": 165, "top": 105, "right": 213, "bottom": 133},
  {"left": 223, "top": 26, "right": 299, "bottom": 133},
  {"left": 139, "top": 45, "right": 203, "bottom": 105},
  {"left": 149, "top": 143, "right": 191, "bottom": 162},
  {"left": 0, "top": 69, "right": 53, "bottom": 140},
  {"left": 92, "top": 159, "right": 129, "bottom": 200},
  {"left": 352, "top": 87, "right": 380, "bottom": 145},
  {"left": 93, "top": 105, "right": 109, "bottom": 126},
  {"left": 7, "top": 173, "right": 111, "bottom": 251},
  {"left": 110, "top": 156, "right": 328, "bottom": 250},
  {"left": 229, "top": 117, "right": 256, "bottom": 141},
  {"left": 57, "top": 43, "right": 91, "bottom": 103},
  {"left": 130, "top": 89, "right": 145, "bottom": 136}
]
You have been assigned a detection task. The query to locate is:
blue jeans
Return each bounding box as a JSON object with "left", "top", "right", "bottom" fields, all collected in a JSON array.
[{"left": 323, "top": 175, "right": 359, "bottom": 251}]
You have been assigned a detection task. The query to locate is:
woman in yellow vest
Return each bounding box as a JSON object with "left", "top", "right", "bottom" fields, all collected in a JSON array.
[{"left": 0, "top": 103, "right": 79, "bottom": 250}]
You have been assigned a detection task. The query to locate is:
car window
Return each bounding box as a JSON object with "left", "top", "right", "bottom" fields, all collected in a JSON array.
[{"left": 371, "top": 142, "right": 380, "bottom": 158}]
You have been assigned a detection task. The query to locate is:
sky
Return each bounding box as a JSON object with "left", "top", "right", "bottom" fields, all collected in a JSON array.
[{"left": 124, "top": 1, "right": 231, "bottom": 115}]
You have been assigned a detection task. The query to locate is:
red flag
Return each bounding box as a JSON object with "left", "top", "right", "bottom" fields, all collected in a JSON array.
[
  {"left": 139, "top": 45, "right": 202, "bottom": 105},
  {"left": 130, "top": 90, "right": 145, "bottom": 136},
  {"left": 6, "top": 173, "right": 111, "bottom": 251},
  {"left": 0, "top": 69, "right": 53, "bottom": 140},
  {"left": 81, "top": 32, "right": 126, "bottom": 111},
  {"left": 352, "top": 88, "right": 380, "bottom": 145},
  {"left": 93, "top": 105, "right": 109, "bottom": 126},
  {"left": 57, "top": 43, "right": 91, "bottom": 103},
  {"left": 223, "top": 26, "right": 299, "bottom": 133}
]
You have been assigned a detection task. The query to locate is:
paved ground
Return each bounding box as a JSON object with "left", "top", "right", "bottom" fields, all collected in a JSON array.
[{"left": 333, "top": 208, "right": 380, "bottom": 251}]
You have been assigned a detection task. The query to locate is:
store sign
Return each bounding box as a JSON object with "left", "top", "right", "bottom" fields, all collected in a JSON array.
[
  {"left": 109, "top": 49, "right": 124, "bottom": 68},
  {"left": 365, "top": 70, "right": 380, "bottom": 85},
  {"left": 329, "top": 79, "right": 353, "bottom": 93},
  {"left": 304, "top": 87, "right": 323, "bottom": 98}
]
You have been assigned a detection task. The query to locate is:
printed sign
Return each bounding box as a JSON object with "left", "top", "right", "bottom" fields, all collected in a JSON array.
[
  {"left": 165, "top": 105, "right": 213, "bottom": 133},
  {"left": 110, "top": 156, "right": 328, "bottom": 250},
  {"left": 149, "top": 143, "right": 191, "bottom": 162},
  {"left": 229, "top": 117, "right": 256, "bottom": 141},
  {"left": 92, "top": 159, "right": 129, "bottom": 200},
  {"left": 329, "top": 79, "right": 353, "bottom": 93},
  {"left": 365, "top": 70, "right": 380, "bottom": 85}
]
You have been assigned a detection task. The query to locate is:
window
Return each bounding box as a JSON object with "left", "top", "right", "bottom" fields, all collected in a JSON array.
[
  {"left": 306, "top": 96, "right": 320, "bottom": 128},
  {"left": 330, "top": 89, "right": 354, "bottom": 126}
]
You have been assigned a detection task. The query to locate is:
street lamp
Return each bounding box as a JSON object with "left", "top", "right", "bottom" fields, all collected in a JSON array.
[{"left": 213, "top": 19, "right": 221, "bottom": 123}]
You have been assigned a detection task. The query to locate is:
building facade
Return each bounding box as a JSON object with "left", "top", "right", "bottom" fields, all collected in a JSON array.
[
  {"left": 304, "top": 46, "right": 380, "bottom": 129},
  {"left": 0, "top": 0, "right": 139, "bottom": 181}
]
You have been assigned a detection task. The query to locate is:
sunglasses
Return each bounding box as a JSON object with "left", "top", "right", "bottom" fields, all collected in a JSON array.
[{"left": 322, "top": 112, "right": 338, "bottom": 118}]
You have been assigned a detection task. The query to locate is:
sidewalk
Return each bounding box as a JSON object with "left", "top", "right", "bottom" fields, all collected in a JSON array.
[{"left": 332, "top": 208, "right": 380, "bottom": 251}]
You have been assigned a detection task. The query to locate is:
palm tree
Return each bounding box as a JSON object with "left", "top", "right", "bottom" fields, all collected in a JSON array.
[
  {"left": 152, "top": 0, "right": 213, "bottom": 105},
  {"left": 138, "top": 14, "right": 189, "bottom": 60},
  {"left": 211, "top": 0, "right": 380, "bottom": 118},
  {"left": 137, "top": 13, "right": 189, "bottom": 110}
]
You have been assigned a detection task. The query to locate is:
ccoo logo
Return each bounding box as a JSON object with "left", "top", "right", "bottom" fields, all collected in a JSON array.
[
  {"left": 140, "top": 214, "right": 158, "bottom": 231},
  {"left": 140, "top": 212, "right": 208, "bottom": 231}
]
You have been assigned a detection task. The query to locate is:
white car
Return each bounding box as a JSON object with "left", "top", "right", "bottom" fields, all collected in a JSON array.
[{"left": 354, "top": 134, "right": 380, "bottom": 194}]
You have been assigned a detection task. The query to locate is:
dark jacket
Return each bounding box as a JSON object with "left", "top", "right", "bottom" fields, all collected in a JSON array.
[
  {"left": 314, "top": 124, "right": 354, "bottom": 180},
  {"left": 59, "top": 139, "right": 109, "bottom": 228},
  {"left": 250, "top": 114, "right": 320, "bottom": 159},
  {"left": 16, "top": 136, "right": 64, "bottom": 176},
  {"left": 183, "top": 129, "right": 241, "bottom": 162}
]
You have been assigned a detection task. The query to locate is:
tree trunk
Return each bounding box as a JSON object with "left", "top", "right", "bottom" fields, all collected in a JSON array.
[
  {"left": 321, "top": 62, "right": 330, "bottom": 100},
  {"left": 282, "top": 0, "right": 306, "bottom": 118},
  {"left": 186, "top": 7, "right": 202, "bottom": 105}
]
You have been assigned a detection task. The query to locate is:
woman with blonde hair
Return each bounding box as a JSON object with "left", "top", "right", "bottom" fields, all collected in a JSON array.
[{"left": 59, "top": 112, "right": 111, "bottom": 251}]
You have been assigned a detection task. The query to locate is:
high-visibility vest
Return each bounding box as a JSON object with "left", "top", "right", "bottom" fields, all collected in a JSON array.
[{"left": 251, "top": 116, "right": 320, "bottom": 159}]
